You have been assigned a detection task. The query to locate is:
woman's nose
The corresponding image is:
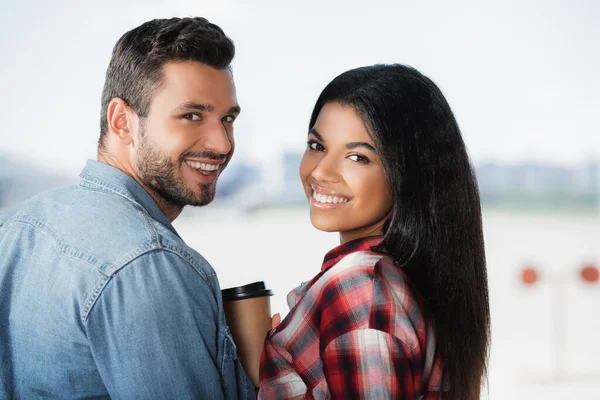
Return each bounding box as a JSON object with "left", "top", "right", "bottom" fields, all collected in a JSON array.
[{"left": 310, "top": 155, "right": 340, "bottom": 184}]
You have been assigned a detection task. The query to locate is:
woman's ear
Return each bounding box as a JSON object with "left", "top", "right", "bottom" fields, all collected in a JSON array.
[{"left": 106, "top": 98, "right": 134, "bottom": 145}]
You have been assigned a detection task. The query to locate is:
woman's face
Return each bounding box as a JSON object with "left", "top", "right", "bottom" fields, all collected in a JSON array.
[{"left": 299, "top": 102, "right": 393, "bottom": 244}]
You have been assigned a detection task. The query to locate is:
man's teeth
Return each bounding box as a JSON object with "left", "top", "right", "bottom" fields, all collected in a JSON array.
[
  {"left": 312, "top": 191, "right": 349, "bottom": 204},
  {"left": 185, "top": 160, "right": 220, "bottom": 172}
]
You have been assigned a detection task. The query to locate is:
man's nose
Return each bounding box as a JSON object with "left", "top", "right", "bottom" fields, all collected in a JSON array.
[{"left": 203, "top": 121, "right": 233, "bottom": 156}]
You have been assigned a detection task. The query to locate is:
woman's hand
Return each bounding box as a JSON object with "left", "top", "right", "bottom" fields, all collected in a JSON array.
[{"left": 271, "top": 313, "right": 281, "bottom": 329}]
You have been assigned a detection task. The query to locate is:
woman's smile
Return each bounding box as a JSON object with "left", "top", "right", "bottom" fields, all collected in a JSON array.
[{"left": 309, "top": 184, "right": 351, "bottom": 209}]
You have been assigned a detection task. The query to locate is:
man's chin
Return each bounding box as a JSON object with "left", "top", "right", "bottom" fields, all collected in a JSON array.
[
  {"left": 187, "top": 198, "right": 214, "bottom": 207},
  {"left": 157, "top": 188, "right": 215, "bottom": 209},
  {"left": 185, "top": 190, "right": 215, "bottom": 207}
]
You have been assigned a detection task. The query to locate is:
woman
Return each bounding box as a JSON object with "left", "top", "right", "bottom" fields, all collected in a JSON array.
[{"left": 259, "top": 64, "right": 490, "bottom": 399}]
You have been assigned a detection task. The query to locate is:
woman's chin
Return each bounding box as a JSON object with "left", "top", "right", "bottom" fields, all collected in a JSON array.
[{"left": 309, "top": 216, "right": 344, "bottom": 233}]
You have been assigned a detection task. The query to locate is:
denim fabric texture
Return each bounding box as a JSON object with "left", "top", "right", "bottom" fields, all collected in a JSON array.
[{"left": 0, "top": 159, "right": 253, "bottom": 399}]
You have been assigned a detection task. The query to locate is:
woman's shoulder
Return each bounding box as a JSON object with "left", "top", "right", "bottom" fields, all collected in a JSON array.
[
  {"left": 324, "top": 248, "right": 386, "bottom": 277},
  {"left": 316, "top": 251, "right": 419, "bottom": 306},
  {"left": 371, "top": 256, "right": 431, "bottom": 340},
  {"left": 319, "top": 250, "right": 416, "bottom": 302},
  {"left": 316, "top": 251, "right": 431, "bottom": 345},
  {"left": 372, "top": 256, "right": 424, "bottom": 306},
  {"left": 315, "top": 249, "right": 387, "bottom": 306}
]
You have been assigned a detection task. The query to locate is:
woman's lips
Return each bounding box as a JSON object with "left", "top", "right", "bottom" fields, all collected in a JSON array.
[{"left": 310, "top": 184, "right": 351, "bottom": 209}]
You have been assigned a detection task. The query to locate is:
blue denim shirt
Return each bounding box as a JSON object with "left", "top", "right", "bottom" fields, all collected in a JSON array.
[{"left": 0, "top": 160, "right": 253, "bottom": 399}]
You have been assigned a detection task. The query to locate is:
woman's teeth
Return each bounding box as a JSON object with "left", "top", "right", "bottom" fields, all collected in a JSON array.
[
  {"left": 185, "top": 160, "right": 220, "bottom": 173},
  {"left": 312, "top": 191, "right": 349, "bottom": 204}
]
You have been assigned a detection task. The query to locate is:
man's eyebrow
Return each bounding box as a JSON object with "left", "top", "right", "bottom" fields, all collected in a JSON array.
[
  {"left": 308, "top": 128, "right": 323, "bottom": 141},
  {"left": 176, "top": 102, "right": 214, "bottom": 113},
  {"left": 345, "top": 142, "right": 376, "bottom": 152},
  {"left": 227, "top": 105, "right": 241, "bottom": 115}
]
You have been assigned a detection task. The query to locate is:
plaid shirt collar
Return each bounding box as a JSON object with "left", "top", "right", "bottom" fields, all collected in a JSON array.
[{"left": 321, "top": 235, "right": 384, "bottom": 272}]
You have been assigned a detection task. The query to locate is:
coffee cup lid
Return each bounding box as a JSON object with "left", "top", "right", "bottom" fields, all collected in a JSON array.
[{"left": 221, "top": 281, "right": 274, "bottom": 301}]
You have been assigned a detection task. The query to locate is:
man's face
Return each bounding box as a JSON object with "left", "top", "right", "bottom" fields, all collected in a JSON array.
[{"left": 133, "top": 61, "right": 239, "bottom": 208}]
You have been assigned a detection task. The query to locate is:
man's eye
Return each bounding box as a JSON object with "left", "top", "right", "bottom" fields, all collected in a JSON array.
[
  {"left": 348, "top": 154, "right": 370, "bottom": 163},
  {"left": 223, "top": 115, "right": 236, "bottom": 123},
  {"left": 307, "top": 140, "right": 324, "bottom": 151},
  {"left": 183, "top": 113, "right": 201, "bottom": 121}
]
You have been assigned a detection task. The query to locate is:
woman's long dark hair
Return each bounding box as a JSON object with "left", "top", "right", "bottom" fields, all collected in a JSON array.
[{"left": 309, "top": 64, "right": 490, "bottom": 399}]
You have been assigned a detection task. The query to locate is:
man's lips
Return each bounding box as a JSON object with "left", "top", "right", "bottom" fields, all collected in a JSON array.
[
  {"left": 184, "top": 160, "right": 222, "bottom": 183},
  {"left": 184, "top": 159, "right": 224, "bottom": 172}
]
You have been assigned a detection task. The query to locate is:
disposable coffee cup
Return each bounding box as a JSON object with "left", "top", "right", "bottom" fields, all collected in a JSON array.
[{"left": 221, "top": 281, "right": 274, "bottom": 388}]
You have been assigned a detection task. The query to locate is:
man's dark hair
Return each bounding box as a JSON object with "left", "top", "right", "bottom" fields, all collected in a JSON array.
[{"left": 98, "top": 17, "right": 235, "bottom": 148}]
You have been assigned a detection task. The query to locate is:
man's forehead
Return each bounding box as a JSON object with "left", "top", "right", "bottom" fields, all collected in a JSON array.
[
  {"left": 161, "top": 61, "right": 233, "bottom": 85},
  {"left": 154, "top": 61, "right": 237, "bottom": 108}
]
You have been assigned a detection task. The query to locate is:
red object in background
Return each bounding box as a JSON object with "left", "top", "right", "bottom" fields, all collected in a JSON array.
[
  {"left": 521, "top": 267, "right": 539, "bottom": 285},
  {"left": 580, "top": 265, "right": 599, "bottom": 283}
]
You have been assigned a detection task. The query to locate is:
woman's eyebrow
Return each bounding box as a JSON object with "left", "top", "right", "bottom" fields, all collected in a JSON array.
[
  {"left": 345, "top": 142, "right": 376, "bottom": 152},
  {"left": 308, "top": 128, "right": 324, "bottom": 141},
  {"left": 309, "top": 128, "right": 375, "bottom": 151}
]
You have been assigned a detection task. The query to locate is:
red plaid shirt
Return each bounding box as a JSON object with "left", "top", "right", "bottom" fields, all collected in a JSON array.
[{"left": 258, "top": 236, "right": 445, "bottom": 399}]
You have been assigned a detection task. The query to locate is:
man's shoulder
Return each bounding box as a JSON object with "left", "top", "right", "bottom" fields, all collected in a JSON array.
[
  {"left": 146, "top": 224, "right": 216, "bottom": 282},
  {"left": 0, "top": 185, "right": 211, "bottom": 277}
]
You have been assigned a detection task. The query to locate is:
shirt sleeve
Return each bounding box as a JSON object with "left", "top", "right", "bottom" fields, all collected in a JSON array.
[
  {"left": 322, "top": 328, "right": 417, "bottom": 399},
  {"left": 85, "top": 250, "right": 227, "bottom": 399}
]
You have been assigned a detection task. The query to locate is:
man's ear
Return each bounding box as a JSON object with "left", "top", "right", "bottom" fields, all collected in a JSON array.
[{"left": 106, "top": 98, "right": 135, "bottom": 145}]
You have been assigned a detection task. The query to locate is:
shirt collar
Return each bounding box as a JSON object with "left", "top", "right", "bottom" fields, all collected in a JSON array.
[
  {"left": 78, "top": 159, "right": 179, "bottom": 237},
  {"left": 321, "top": 235, "right": 384, "bottom": 271}
]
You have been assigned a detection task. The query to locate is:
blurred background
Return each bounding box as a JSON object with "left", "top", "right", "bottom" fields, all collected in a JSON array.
[{"left": 1, "top": 0, "right": 598, "bottom": 398}]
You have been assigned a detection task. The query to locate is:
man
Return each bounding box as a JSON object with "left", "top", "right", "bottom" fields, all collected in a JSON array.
[{"left": 0, "top": 17, "right": 254, "bottom": 399}]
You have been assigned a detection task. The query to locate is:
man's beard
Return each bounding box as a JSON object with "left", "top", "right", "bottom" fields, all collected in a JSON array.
[{"left": 135, "top": 130, "right": 224, "bottom": 208}]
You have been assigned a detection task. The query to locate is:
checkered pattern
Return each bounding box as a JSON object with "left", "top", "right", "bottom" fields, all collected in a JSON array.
[{"left": 258, "top": 236, "right": 444, "bottom": 399}]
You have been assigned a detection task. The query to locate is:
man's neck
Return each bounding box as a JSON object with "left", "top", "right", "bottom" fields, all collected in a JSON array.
[{"left": 97, "top": 151, "right": 183, "bottom": 222}]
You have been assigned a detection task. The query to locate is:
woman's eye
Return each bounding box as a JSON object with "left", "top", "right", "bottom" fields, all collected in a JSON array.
[
  {"left": 223, "top": 115, "right": 236, "bottom": 123},
  {"left": 348, "top": 154, "right": 370, "bottom": 163},
  {"left": 307, "top": 140, "right": 324, "bottom": 151},
  {"left": 183, "top": 113, "right": 201, "bottom": 121}
]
